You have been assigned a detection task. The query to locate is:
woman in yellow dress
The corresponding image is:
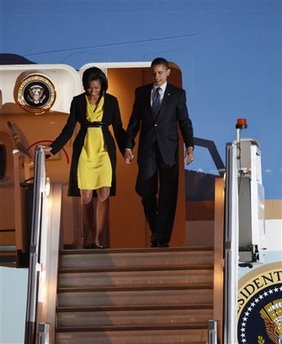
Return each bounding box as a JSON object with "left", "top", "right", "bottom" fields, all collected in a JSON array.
[{"left": 48, "top": 67, "right": 125, "bottom": 248}]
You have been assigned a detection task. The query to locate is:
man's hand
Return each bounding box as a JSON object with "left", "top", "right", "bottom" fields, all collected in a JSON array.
[
  {"left": 185, "top": 146, "right": 194, "bottom": 165},
  {"left": 124, "top": 148, "right": 134, "bottom": 164}
]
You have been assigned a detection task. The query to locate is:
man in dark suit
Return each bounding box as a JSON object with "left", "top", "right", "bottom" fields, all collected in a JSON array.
[{"left": 124, "top": 57, "right": 194, "bottom": 247}]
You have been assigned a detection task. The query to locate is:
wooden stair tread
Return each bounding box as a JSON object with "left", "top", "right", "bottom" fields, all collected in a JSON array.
[
  {"left": 58, "top": 264, "right": 213, "bottom": 273},
  {"left": 56, "top": 323, "right": 209, "bottom": 332},
  {"left": 56, "top": 328, "right": 208, "bottom": 344},
  {"left": 57, "top": 284, "right": 213, "bottom": 292},
  {"left": 60, "top": 246, "right": 214, "bottom": 255},
  {"left": 57, "top": 303, "right": 213, "bottom": 312},
  {"left": 56, "top": 246, "right": 216, "bottom": 343}
]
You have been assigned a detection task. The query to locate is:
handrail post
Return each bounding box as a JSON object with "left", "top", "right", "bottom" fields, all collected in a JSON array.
[
  {"left": 24, "top": 146, "right": 47, "bottom": 344},
  {"left": 208, "top": 320, "right": 218, "bottom": 344},
  {"left": 38, "top": 323, "right": 50, "bottom": 344}
]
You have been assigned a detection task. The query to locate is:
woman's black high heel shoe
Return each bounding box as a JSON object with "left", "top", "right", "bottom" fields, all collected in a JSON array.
[{"left": 83, "top": 244, "right": 96, "bottom": 249}]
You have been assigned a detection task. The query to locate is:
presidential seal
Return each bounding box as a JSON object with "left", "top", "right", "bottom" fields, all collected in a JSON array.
[
  {"left": 16, "top": 73, "right": 56, "bottom": 114},
  {"left": 237, "top": 262, "right": 282, "bottom": 344}
]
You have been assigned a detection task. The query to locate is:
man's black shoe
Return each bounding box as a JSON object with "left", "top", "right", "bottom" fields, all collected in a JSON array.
[
  {"left": 157, "top": 242, "right": 169, "bottom": 247},
  {"left": 151, "top": 241, "right": 158, "bottom": 247}
]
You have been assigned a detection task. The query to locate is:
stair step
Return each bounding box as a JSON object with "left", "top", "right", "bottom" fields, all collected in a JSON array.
[
  {"left": 0, "top": 247, "right": 17, "bottom": 267},
  {"left": 0, "top": 260, "right": 16, "bottom": 267},
  {"left": 57, "top": 307, "right": 213, "bottom": 328},
  {"left": 57, "top": 287, "right": 213, "bottom": 308},
  {"left": 0, "top": 245, "right": 17, "bottom": 251},
  {"left": 58, "top": 268, "right": 213, "bottom": 288},
  {"left": 57, "top": 304, "right": 213, "bottom": 315},
  {"left": 0, "top": 231, "right": 16, "bottom": 246},
  {"left": 56, "top": 328, "right": 208, "bottom": 344},
  {"left": 59, "top": 247, "right": 214, "bottom": 271},
  {"left": 56, "top": 246, "right": 215, "bottom": 343}
]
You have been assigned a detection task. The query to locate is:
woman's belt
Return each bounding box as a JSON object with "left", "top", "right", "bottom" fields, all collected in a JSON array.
[{"left": 85, "top": 122, "right": 109, "bottom": 128}]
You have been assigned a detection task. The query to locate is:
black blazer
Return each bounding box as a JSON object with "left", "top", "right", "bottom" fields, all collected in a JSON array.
[
  {"left": 50, "top": 93, "right": 125, "bottom": 196},
  {"left": 126, "top": 83, "right": 193, "bottom": 170}
]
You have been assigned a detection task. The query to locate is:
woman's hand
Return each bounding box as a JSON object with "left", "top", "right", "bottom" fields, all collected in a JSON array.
[{"left": 44, "top": 146, "right": 52, "bottom": 152}]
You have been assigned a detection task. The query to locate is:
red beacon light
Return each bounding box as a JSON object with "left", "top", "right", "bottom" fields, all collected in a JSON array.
[{"left": 236, "top": 118, "right": 248, "bottom": 129}]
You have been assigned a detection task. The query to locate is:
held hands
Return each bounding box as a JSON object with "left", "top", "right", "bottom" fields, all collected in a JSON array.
[
  {"left": 125, "top": 147, "right": 193, "bottom": 165},
  {"left": 124, "top": 148, "right": 134, "bottom": 164},
  {"left": 185, "top": 146, "right": 194, "bottom": 165}
]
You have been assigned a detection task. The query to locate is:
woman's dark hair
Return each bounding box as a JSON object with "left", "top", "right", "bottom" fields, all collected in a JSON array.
[{"left": 82, "top": 67, "right": 108, "bottom": 93}]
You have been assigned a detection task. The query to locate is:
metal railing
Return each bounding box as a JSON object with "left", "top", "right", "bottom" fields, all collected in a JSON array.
[
  {"left": 223, "top": 142, "right": 239, "bottom": 343},
  {"left": 24, "top": 146, "right": 62, "bottom": 344},
  {"left": 25, "top": 146, "right": 47, "bottom": 344}
]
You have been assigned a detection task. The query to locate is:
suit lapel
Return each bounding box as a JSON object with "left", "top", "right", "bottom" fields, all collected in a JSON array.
[
  {"left": 154, "top": 84, "right": 172, "bottom": 121},
  {"left": 161, "top": 84, "right": 172, "bottom": 108},
  {"left": 144, "top": 86, "right": 153, "bottom": 116}
]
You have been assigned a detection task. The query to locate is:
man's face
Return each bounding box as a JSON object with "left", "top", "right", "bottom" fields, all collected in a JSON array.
[{"left": 151, "top": 64, "right": 171, "bottom": 86}]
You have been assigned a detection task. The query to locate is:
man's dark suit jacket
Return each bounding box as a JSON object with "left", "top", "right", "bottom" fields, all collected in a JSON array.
[{"left": 126, "top": 83, "right": 194, "bottom": 180}]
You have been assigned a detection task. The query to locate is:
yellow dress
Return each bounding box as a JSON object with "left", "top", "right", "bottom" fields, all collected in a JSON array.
[{"left": 77, "top": 96, "right": 112, "bottom": 190}]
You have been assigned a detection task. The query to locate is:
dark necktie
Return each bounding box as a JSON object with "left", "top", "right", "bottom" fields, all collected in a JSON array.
[{"left": 152, "top": 87, "right": 161, "bottom": 115}]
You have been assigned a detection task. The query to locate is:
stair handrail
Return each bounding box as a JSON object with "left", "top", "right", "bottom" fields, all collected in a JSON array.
[
  {"left": 223, "top": 142, "right": 239, "bottom": 343},
  {"left": 24, "top": 145, "right": 47, "bottom": 343},
  {"left": 24, "top": 146, "right": 62, "bottom": 344}
]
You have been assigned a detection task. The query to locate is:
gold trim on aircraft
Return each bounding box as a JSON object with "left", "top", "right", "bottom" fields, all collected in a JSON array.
[{"left": 16, "top": 73, "right": 56, "bottom": 114}]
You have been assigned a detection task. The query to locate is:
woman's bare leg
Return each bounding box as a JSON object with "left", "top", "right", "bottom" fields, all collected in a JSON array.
[
  {"left": 81, "top": 190, "right": 95, "bottom": 247},
  {"left": 95, "top": 187, "right": 110, "bottom": 247}
]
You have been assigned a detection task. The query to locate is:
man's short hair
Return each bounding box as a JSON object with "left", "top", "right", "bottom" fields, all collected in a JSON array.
[{"left": 151, "top": 57, "right": 169, "bottom": 69}]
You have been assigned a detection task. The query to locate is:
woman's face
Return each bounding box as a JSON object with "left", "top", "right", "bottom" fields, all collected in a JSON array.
[{"left": 87, "top": 79, "right": 102, "bottom": 97}]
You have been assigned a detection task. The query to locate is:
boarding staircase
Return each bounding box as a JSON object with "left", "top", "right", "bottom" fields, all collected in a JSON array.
[
  {"left": 23, "top": 148, "right": 224, "bottom": 344},
  {"left": 55, "top": 246, "right": 215, "bottom": 344}
]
